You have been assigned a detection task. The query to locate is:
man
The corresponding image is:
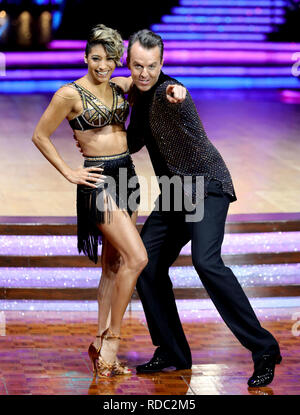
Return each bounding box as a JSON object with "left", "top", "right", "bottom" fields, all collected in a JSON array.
[{"left": 125, "top": 29, "right": 281, "bottom": 387}]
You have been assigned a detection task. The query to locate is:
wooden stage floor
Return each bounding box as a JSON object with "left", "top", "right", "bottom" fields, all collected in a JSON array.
[
  {"left": 0, "top": 300, "right": 299, "bottom": 396},
  {"left": 1, "top": 89, "right": 300, "bottom": 216}
]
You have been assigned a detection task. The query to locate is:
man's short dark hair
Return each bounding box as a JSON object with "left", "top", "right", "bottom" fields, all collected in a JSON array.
[{"left": 127, "top": 29, "right": 164, "bottom": 63}]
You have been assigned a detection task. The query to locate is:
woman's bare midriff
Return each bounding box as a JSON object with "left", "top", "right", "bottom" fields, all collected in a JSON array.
[{"left": 73, "top": 124, "right": 128, "bottom": 156}]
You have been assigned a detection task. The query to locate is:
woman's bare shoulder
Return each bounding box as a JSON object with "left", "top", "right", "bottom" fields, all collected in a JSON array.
[{"left": 54, "top": 83, "right": 79, "bottom": 100}]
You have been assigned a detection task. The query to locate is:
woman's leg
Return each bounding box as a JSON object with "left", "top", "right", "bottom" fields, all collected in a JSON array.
[
  {"left": 93, "top": 236, "right": 120, "bottom": 351},
  {"left": 97, "top": 206, "right": 148, "bottom": 368},
  {"left": 93, "top": 210, "right": 139, "bottom": 351}
]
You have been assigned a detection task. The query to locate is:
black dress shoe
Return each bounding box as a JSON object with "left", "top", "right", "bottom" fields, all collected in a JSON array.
[
  {"left": 136, "top": 350, "right": 191, "bottom": 374},
  {"left": 247, "top": 354, "right": 282, "bottom": 387}
]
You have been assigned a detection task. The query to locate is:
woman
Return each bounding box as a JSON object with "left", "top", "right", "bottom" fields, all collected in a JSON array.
[{"left": 32, "top": 24, "right": 148, "bottom": 377}]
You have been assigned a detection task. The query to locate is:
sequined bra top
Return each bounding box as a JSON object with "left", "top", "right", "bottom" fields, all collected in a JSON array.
[{"left": 68, "top": 81, "right": 129, "bottom": 131}]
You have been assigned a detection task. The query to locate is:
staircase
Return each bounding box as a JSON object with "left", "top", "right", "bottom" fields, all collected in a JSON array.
[
  {"left": 152, "top": 0, "right": 287, "bottom": 41},
  {"left": 149, "top": 0, "right": 300, "bottom": 88},
  {"left": 1, "top": 0, "right": 300, "bottom": 91},
  {"left": 1, "top": 214, "right": 300, "bottom": 311}
]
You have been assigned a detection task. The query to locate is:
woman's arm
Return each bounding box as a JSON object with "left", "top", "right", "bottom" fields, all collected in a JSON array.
[
  {"left": 110, "top": 76, "right": 133, "bottom": 93},
  {"left": 32, "top": 87, "right": 103, "bottom": 188}
]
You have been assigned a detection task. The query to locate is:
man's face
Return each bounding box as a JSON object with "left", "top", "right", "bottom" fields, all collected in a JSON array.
[{"left": 128, "top": 41, "right": 163, "bottom": 92}]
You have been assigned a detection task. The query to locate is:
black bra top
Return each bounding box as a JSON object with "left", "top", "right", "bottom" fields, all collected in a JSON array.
[{"left": 68, "top": 81, "right": 129, "bottom": 131}]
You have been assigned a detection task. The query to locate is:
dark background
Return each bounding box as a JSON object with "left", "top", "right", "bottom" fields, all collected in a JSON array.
[
  {"left": 0, "top": 0, "right": 299, "bottom": 50},
  {"left": 0, "top": 0, "right": 179, "bottom": 49},
  {"left": 55, "top": 0, "right": 179, "bottom": 40}
]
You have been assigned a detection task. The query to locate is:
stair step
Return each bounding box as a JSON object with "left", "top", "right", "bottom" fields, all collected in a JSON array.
[
  {"left": 2, "top": 66, "right": 296, "bottom": 81},
  {"left": 0, "top": 232, "right": 299, "bottom": 257},
  {"left": 173, "top": 77, "right": 299, "bottom": 88},
  {"left": 1, "top": 231, "right": 300, "bottom": 266},
  {"left": 161, "top": 40, "right": 300, "bottom": 51},
  {"left": 3, "top": 49, "right": 297, "bottom": 66},
  {"left": 180, "top": 0, "right": 287, "bottom": 6},
  {"left": 153, "top": 32, "right": 267, "bottom": 41},
  {"left": 1, "top": 296, "right": 299, "bottom": 312},
  {"left": 47, "top": 40, "right": 300, "bottom": 52},
  {"left": 179, "top": 0, "right": 289, "bottom": 7},
  {"left": 1, "top": 213, "right": 300, "bottom": 234},
  {"left": 162, "top": 15, "right": 285, "bottom": 24},
  {"left": 1, "top": 78, "right": 299, "bottom": 93},
  {"left": 1, "top": 252, "right": 300, "bottom": 267},
  {"left": 152, "top": 24, "right": 275, "bottom": 33},
  {"left": 151, "top": 49, "right": 297, "bottom": 64},
  {"left": 1, "top": 264, "right": 300, "bottom": 300},
  {"left": 0, "top": 264, "right": 299, "bottom": 289},
  {"left": 163, "top": 67, "right": 294, "bottom": 76},
  {"left": 172, "top": 7, "right": 285, "bottom": 15},
  {"left": 1, "top": 286, "right": 298, "bottom": 300}
]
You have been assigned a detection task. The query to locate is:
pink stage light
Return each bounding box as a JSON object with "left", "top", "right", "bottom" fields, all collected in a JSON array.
[
  {"left": 159, "top": 41, "right": 300, "bottom": 51},
  {"left": 4, "top": 51, "right": 86, "bottom": 66},
  {"left": 171, "top": 6, "right": 285, "bottom": 15},
  {"left": 2, "top": 66, "right": 294, "bottom": 80},
  {"left": 48, "top": 40, "right": 129, "bottom": 50},
  {"left": 152, "top": 23, "right": 274, "bottom": 33},
  {"left": 162, "top": 49, "right": 300, "bottom": 64},
  {"left": 3, "top": 49, "right": 298, "bottom": 66},
  {"left": 47, "top": 40, "right": 300, "bottom": 52},
  {"left": 280, "top": 90, "right": 300, "bottom": 104}
]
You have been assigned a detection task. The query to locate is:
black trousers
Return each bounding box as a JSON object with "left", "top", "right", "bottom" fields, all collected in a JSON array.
[{"left": 136, "top": 180, "right": 280, "bottom": 367}]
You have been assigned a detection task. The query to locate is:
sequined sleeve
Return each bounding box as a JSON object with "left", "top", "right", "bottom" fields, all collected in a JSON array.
[{"left": 150, "top": 80, "right": 236, "bottom": 202}]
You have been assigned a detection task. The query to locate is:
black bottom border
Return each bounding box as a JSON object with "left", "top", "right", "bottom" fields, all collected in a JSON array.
[{"left": 0, "top": 395, "right": 299, "bottom": 413}]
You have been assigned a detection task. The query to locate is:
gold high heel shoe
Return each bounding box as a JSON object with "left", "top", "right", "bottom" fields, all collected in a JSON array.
[
  {"left": 88, "top": 336, "right": 102, "bottom": 376},
  {"left": 113, "top": 360, "right": 132, "bottom": 375},
  {"left": 88, "top": 329, "right": 109, "bottom": 375},
  {"left": 100, "top": 329, "right": 132, "bottom": 377},
  {"left": 96, "top": 354, "right": 114, "bottom": 378}
]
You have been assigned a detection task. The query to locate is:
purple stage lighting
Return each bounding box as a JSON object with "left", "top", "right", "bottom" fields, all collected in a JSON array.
[
  {"left": 151, "top": 24, "right": 274, "bottom": 33},
  {"left": 154, "top": 32, "right": 267, "bottom": 41},
  {"left": 171, "top": 7, "right": 285, "bottom": 15},
  {"left": 1, "top": 66, "right": 295, "bottom": 81},
  {"left": 2, "top": 49, "right": 298, "bottom": 66},
  {"left": 47, "top": 40, "right": 300, "bottom": 52},
  {"left": 180, "top": 0, "right": 287, "bottom": 5},
  {"left": 162, "top": 15, "right": 285, "bottom": 24}
]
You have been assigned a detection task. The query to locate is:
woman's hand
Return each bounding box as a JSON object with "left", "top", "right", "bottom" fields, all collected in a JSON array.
[
  {"left": 110, "top": 76, "right": 133, "bottom": 93},
  {"left": 166, "top": 84, "right": 186, "bottom": 103},
  {"left": 65, "top": 166, "right": 106, "bottom": 188}
]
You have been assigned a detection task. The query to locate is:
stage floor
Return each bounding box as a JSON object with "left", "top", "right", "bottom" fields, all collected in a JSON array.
[
  {"left": 0, "top": 298, "right": 299, "bottom": 395},
  {"left": 1, "top": 89, "right": 300, "bottom": 216}
]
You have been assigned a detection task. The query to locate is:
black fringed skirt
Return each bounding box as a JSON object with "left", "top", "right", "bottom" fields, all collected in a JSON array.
[{"left": 77, "top": 150, "right": 140, "bottom": 264}]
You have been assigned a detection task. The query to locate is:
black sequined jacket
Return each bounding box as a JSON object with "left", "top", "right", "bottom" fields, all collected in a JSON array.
[{"left": 127, "top": 72, "right": 236, "bottom": 203}]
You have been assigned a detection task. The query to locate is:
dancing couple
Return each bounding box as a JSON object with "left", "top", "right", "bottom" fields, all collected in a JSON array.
[{"left": 33, "top": 24, "right": 281, "bottom": 387}]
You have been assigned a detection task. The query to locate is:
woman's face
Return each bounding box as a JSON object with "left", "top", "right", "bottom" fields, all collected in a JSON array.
[{"left": 85, "top": 44, "right": 116, "bottom": 83}]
